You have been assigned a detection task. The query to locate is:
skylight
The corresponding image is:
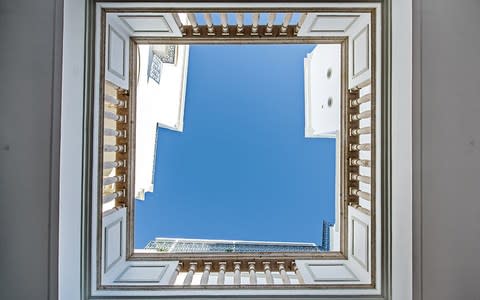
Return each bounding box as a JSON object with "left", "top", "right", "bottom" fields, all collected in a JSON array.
[{"left": 133, "top": 43, "right": 341, "bottom": 252}]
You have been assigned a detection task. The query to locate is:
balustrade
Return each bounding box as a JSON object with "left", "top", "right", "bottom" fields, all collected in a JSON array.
[
  {"left": 170, "top": 12, "right": 310, "bottom": 38},
  {"left": 169, "top": 260, "right": 303, "bottom": 286}
]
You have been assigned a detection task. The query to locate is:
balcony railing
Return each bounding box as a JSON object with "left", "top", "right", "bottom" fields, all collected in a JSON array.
[
  {"left": 101, "top": 82, "right": 130, "bottom": 211},
  {"left": 344, "top": 81, "right": 374, "bottom": 215},
  {"left": 173, "top": 12, "right": 307, "bottom": 38},
  {"left": 169, "top": 260, "right": 304, "bottom": 286}
]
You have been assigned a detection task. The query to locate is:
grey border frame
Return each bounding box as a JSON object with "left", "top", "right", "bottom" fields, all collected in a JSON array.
[{"left": 81, "top": 1, "right": 392, "bottom": 299}]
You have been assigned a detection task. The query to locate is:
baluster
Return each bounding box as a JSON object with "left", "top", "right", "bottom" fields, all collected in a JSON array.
[
  {"left": 104, "top": 111, "right": 127, "bottom": 122},
  {"left": 265, "top": 13, "right": 276, "bottom": 36},
  {"left": 104, "top": 144, "right": 126, "bottom": 153},
  {"left": 277, "top": 262, "right": 290, "bottom": 284},
  {"left": 236, "top": 13, "right": 244, "bottom": 35},
  {"left": 103, "top": 159, "right": 126, "bottom": 169},
  {"left": 251, "top": 13, "right": 259, "bottom": 35},
  {"left": 233, "top": 262, "right": 241, "bottom": 285},
  {"left": 204, "top": 13, "right": 215, "bottom": 35},
  {"left": 169, "top": 262, "right": 183, "bottom": 285},
  {"left": 349, "top": 143, "right": 371, "bottom": 151},
  {"left": 279, "top": 13, "right": 292, "bottom": 35},
  {"left": 291, "top": 262, "right": 304, "bottom": 284},
  {"left": 350, "top": 173, "right": 372, "bottom": 184},
  {"left": 200, "top": 262, "right": 212, "bottom": 285},
  {"left": 103, "top": 189, "right": 124, "bottom": 203},
  {"left": 263, "top": 262, "right": 273, "bottom": 284},
  {"left": 103, "top": 175, "right": 124, "bottom": 186},
  {"left": 295, "top": 13, "right": 307, "bottom": 35},
  {"left": 183, "top": 262, "right": 197, "bottom": 285},
  {"left": 104, "top": 128, "right": 126, "bottom": 138},
  {"left": 350, "top": 93, "right": 372, "bottom": 107},
  {"left": 248, "top": 262, "right": 257, "bottom": 284},
  {"left": 217, "top": 262, "right": 227, "bottom": 285},
  {"left": 187, "top": 13, "right": 200, "bottom": 35},
  {"left": 350, "top": 110, "right": 371, "bottom": 122},
  {"left": 349, "top": 158, "right": 371, "bottom": 168},
  {"left": 350, "top": 187, "right": 371, "bottom": 201},
  {"left": 104, "top": 95, "right": 126, "bottom": 107},
  {"left": 350, "top": 127, "right": 371, "bottom": 136},
  {"left": 220, "top": 13, "right": 229, "bottom": 35}
]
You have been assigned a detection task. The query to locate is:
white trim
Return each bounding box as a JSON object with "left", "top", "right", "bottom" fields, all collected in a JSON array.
[{"left": 391, "top": 0, "right": 413, "bottom": 299}]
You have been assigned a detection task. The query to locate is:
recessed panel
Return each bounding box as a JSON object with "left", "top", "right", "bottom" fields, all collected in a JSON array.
[
  {"left": 120, "top": 15, "right": 171, "bottom": 33},
  {"left": 115, "top": 265, "right": 167, "bottom": 283},
  {"left": 352, "top": 25, "right": 369, "bottom": 78},
  {"left": 310, "top": 15, "right": 358, "bottom": 32},
  {"left": 104, "top": 219, "right": 122, "bottom": 272},
  {"left": 352, "top": 217, "right": 369, "bottom": 270},
  {"left": 307, "top": 264, "right": 357, "bottom": 281},
  {"left": 107, "top": 25, "right": 126, "bottom": 79}
]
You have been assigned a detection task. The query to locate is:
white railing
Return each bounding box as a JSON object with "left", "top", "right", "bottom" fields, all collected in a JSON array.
[
  {"left": 101, "top": 83, "right": 129, "bottom": 210},
  {"left": 169, "top": 260, "right": 305, "bottom": 286},
  {"left": 175, "top": 12, "right": 307, "bottom": 38}
]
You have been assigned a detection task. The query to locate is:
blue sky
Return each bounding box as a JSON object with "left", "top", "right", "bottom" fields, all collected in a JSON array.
[{"left": 135, "top": 44, "right": 336, "bottom": 248}]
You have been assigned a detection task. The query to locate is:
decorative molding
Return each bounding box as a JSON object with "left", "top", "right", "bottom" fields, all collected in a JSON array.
[
  {"left": 91, "top": 2, "right": 385, "bottom": 297},
  {"left": 352, "top": 25, "right": 370, "bottom": 78},
  {"left": 104, "top": 218, "right": 123, "bottom": 273},
  {"left": 115, "top": 265, "right": 168, "bottom": 283},
  {"left": 116, "top": 13, "right": 182, "bottom": 37},
  {"left": 107, "top": 25, "right": 126, "bottom": 80},
  {"left": 351, "top": 216, "right": 369, "bottom": 271}
]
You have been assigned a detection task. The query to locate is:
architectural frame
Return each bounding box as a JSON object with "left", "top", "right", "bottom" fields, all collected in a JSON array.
[{"left": 69, "top": 1, "right": 396, "bottom": 298}]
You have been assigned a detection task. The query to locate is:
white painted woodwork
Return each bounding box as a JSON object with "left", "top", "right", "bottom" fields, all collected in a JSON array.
[
  {"left": 105, "top": 14, "right": 131, "bottom": 89},
  {"left": 295, "top": 260, "right": 360, "bottom": 283},
  {"left": 346, "top": 14, "right": 371, "bottom": 88},
  {"left": 91, "top": 2, "right": 383, "bottom": 297},
  {"left": 304, "top": 44, "right": 341, "bottom": 138},
  {"left": 103, "top": 214, "right": 123, "bottom": 273},
  {"left": 116, "top": 13, "right": 182, "bottom": 37},
  {"left": 295, "top": 13, "right": 307, "bottom": 34},
  {"left": 345, "top": 205, "right": 371, "bottom": 283}
]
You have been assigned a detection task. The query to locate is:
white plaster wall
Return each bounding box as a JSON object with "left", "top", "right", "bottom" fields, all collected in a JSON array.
[
  {"left": 134, "top": 44, "right": 189, "bottom": 200},
  {"left": 304, "top": 44, "right": 341, "bottom": 138}
]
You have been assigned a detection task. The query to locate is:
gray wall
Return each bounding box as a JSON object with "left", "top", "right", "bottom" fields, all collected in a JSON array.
[
  {"left": 1, "top": 0, "right": 479, "bottom": 299},
  {"left": 413, "top": 0, "right": 480, "bottom": 299},
  {"left": 0, "top": 0, "right": 62, "bottom": 299}
]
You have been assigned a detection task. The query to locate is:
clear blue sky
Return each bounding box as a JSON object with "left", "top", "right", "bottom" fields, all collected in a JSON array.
[{"left": 135, "top": 44, "right": 336, "bottom": 248}]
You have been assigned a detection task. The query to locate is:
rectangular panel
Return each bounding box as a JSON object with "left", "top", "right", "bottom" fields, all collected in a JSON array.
[
  {"left": 352, "top": 217, "right": 369, "bottom": 270},
  {"left": 105, "top": 15, "right": 131, "bottom": 89},
  {"left": 352, "top": 25, "right": 370, "bottom": 78},
  {"left": 115, "top": 265, "right": 167, "bottom": 283},
  {"left": 297, "top": 13, "right": 364, "bottom": 37},
  {"left": 104, "top": 219, "right": 123, "bottom": 272},
  {"left": 116, "top": 13, "right": 182, "bottom": 37},
  {"left": 307, "top": 264, "right": 357, "bottom": 282},
  {"left": 120, "top": 15, "right": 171, "bottom": 32},
  {"left": 346, "top": 13, "right": 371, "bottom": 88},
  {"left": 107, "top": 25, "right": 126, "bottom": 79}
]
